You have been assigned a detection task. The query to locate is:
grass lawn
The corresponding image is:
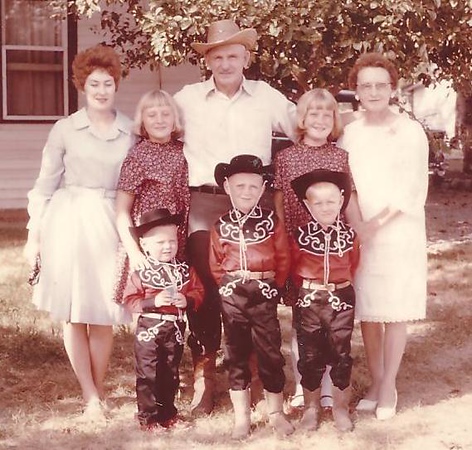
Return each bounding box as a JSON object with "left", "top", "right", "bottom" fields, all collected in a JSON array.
[{"left": 1, "top": 188, "right": 471, "bottom": 450}]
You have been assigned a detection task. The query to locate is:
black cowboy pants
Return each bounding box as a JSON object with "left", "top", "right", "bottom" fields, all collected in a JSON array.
[
  {"left": 294, "top": 285, "right": 355, "bottom": 391},
  {"left": 219, "top": 275, "right": 285, "bottom": 393},
  {"left": 134, "top": 315, "right": 185, "bottom": 426}
]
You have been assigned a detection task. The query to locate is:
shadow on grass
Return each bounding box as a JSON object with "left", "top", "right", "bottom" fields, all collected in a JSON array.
[{"left": 1, "top": 199, "right": 472, "bottom": 448}]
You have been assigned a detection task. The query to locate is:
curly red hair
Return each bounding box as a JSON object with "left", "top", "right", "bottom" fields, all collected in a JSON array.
[
  {"left": 72, "top": 45, "right": 122, "bottom": 91},
  {"left": 348, "top": 52, "right": 398, "bottom": 90}
]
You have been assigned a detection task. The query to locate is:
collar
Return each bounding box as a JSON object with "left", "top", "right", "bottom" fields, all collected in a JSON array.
[
  {"left": 71, "top": 108, "right": 132, "bottom": 136},
  {"left": 311, "top": 221, "right": 350, "bottom": 237},
  {"left": 204, "top": 76, "right": 255, "bottom": 98},
  {"left": 228, "top": 205, "right": 263, "bottom": 222},
  {"left": 147, "top": 257, "right": 180, "bottom": 268},
  {"left": 317, "top": 222, "right": 338, "bottom": 234}
]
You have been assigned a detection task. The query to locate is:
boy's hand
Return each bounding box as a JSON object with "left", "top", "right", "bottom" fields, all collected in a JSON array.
[
  {"left": 154, "top": 290, "right": 175, "bottom": 307},
  {"left": 172, "top": 293, "right": 187, "bottom": 309}
]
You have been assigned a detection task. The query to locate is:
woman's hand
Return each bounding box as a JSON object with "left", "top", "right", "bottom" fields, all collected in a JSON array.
[
  {"left": 357, "top": 207, "right": 401, "bottom": 242},
  {"left": 356, "top": 218, "right": 381, "bottom": 242}
]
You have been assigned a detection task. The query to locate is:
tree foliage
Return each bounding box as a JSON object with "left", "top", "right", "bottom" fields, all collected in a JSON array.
[{"left": 64, "top": 0, "right": 471, "bottom": 100}]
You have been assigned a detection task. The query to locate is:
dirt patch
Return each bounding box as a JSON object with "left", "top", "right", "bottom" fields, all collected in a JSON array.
[{"left": 426, "top": 187, "right": 472, "bottom": 244}]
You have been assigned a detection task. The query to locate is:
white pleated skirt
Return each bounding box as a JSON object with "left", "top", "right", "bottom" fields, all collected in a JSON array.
[{"left": 32, "top": 187, "right": 131, "bottom": 325}]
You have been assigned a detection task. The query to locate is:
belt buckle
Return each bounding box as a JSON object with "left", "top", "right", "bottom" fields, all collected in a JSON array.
[
  {"left": 241, "top": 270, "right": 251, "bottom": 282},
  {"left": 324, "top": 283, "right": 335, "bottom": 291}
]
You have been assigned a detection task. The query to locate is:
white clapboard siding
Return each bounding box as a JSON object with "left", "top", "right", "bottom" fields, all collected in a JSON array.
[
  {"left": 0, "top": 124, "right": 50, "bottom": 209},
  {"left": 0, "top": 15, "right": 200, "bottom": 209}
]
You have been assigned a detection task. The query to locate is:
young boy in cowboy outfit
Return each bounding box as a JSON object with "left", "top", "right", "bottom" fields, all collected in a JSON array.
[
  {"left": 123, "top": 208, "right": 203, "bottom": 431},
  {"left": 209, "top": 154, "right": 293, "bottom": 439},
  {"left": 290, "top": 169, "right": 360, "bottom": 432}
]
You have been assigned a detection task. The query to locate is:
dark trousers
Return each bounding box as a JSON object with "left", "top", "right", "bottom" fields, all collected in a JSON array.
[
  {"left": 186, "top": 230, "right": 222, "bottom": 356},
  {"left": 134, "top": 316, "right": 185, "bottom": 426},
  {"left": 219, "top": 275, "right": 285, "bottom": 393},
  {"left": 185, "top": 191, "right": 231, "bottom": 356},
  {"left": 294, "top": 285, "right": 355, "bottom": 391}
]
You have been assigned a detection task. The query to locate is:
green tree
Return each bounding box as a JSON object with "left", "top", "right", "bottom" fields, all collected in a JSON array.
[{"left": 64, "top": 0, "right": 472, "bottom": 168}]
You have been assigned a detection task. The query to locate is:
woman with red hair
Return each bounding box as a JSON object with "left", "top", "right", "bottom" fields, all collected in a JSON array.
[{"left": 24, "top": 45, "right": 133, "bottom": 419}]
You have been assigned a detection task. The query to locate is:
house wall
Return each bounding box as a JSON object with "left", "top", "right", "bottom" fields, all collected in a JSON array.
[{"left": 0, "top": 15, "right": 200, "bottom": 210}]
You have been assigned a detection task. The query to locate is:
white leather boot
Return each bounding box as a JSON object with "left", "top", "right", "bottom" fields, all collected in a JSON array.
[
  {"left": 265, "top": 390, "right": 295, "bottom": 437},
  {"left": 229, "top": 389, "right": 251, "bottom": 439}
]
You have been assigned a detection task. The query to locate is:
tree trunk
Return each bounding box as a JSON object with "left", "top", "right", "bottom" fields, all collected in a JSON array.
[{"left": 456, "top": 94, "right": 472, "bottom": 174}]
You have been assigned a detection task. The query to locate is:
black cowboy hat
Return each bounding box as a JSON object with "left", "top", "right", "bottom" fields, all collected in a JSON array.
[
  {"left": 291, "top": 169, "right": 352, "bottom": 212},
  {"left": 130, "top": 208, "right": 182, "bottom": 239},
  {"left": 214, "top": 154, "right": 273, "bottom": 188}
]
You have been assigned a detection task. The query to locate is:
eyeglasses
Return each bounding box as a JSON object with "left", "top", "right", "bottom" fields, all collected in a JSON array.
[{"left": 357, "top": 82, "right": 392, "bottom": 92}]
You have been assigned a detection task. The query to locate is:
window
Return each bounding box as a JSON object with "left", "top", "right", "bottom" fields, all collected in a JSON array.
[{"left": 1, "top": 0, "right": 71, "bottom": 121}]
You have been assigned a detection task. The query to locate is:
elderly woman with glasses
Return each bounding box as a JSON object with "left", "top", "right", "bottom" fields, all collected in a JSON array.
[{"left": 340, "top": 52, "right": 429, "bottom": 421}]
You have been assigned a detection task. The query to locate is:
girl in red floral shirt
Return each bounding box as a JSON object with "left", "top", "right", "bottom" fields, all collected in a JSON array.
[{"left": 114, "top": 89, "right": 190, "bottom": 303}]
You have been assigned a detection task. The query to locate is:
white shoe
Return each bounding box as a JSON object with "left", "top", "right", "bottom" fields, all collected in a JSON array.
[
  {"left": 376, "top": 390, "right": 397, "bottom": 420},
  {"left": 82, "top": 398, "right": 106, "bottom": 422},
  {"left": 289, "top": 394, "right": 304, "bottom": 408},
  {"left": 356, "top": 398, "right": 378, "bottom": 412}
]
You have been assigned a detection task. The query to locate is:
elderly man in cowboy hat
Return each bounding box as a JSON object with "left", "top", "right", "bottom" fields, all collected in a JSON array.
[{"left": 174, "top": 19, "right": 296, "bottom": 416}]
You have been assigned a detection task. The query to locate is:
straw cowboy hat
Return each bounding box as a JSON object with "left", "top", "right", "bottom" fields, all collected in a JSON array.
[
  {"left": 191, "top": 19, "right": 258, "bottom": 54},
  {"left": 291, "top": 169, "right": 352, "bottom": 213}
]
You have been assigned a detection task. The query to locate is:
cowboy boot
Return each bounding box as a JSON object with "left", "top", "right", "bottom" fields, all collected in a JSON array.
[
  {"left": 332, "top": 386, "right": 353, "bottom": 432},
  {"left": 229, "top": 389, "right": 251, "bottom": 439},
  {"left": 265, "top": 390, "right": 295, "bottom": 437},
  {"left": 190, "top": 352, "right": 216, "bottom": 416},
  {"left": 299, "top": 388, "right": 320, "bottom": 431}
]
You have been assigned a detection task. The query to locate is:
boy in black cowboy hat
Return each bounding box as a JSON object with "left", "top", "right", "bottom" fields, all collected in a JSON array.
[
  {"left": 209, "top": 154, "right": 293, "bottom": 439},
  {"left": 290, "top": 169, "right": 360, "bottom": 432},
  {"left": 123, "top": 208, "right": 203, "bottom": 431}
]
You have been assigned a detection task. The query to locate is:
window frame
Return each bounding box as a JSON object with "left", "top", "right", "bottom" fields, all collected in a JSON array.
[{"left": 0, "top": 0, "right": 77, "bottom": 123}]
